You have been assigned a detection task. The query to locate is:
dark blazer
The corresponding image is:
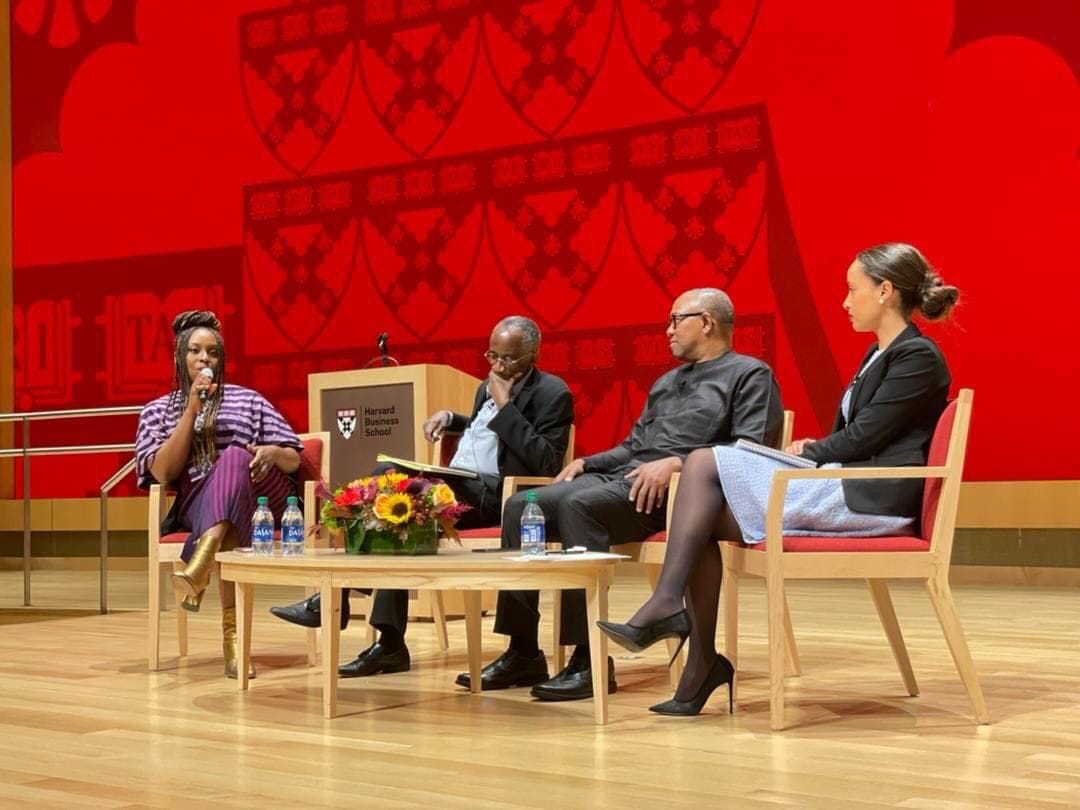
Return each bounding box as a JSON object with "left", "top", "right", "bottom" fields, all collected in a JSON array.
[
  {"left": 447, "top": 368, "right": 574, "bottom": 486},
  {"left": 802, "top": 323, "right": 950, "bottom": 517}
]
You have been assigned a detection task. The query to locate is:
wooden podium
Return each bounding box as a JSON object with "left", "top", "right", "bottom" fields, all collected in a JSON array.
[
  {"left": 308, "top": 364, "right": 480, "bottom": 486},
  {"left": 307, "top": 364, "right": 492, "bottom": 622}
]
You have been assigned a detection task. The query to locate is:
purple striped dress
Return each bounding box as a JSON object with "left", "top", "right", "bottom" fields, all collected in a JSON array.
[{"left": 136, "top": 384, "right": 303, "bottom": 560}]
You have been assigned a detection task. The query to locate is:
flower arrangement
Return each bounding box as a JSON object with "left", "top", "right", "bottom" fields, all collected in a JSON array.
[{"left": 317, "top": 470, "right": 470, "bottom": 547}]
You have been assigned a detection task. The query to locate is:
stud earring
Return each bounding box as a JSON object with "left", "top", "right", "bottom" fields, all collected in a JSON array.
[{"left": 878, "top": 298, "right": 885, "bottom": 304}]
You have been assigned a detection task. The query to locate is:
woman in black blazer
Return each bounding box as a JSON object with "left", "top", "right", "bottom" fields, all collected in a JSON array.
[{"left": 598, "top": 243, "right": 961, "bottom": 716}]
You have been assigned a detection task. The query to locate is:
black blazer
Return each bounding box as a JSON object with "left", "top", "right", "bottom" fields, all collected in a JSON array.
[
  {"left": 802, "top": 323, "right": 950, "bottom": 518},
  {"left": 447, "top": 368, "right": 574, "bottom": 488}
]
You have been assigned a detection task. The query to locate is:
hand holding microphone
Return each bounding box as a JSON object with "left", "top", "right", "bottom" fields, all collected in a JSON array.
[
  {"left": 189, "top": 367, "right": 215, "bottom": 412},
  {"left": 198, "top": 367, "right": 214, "bottom": 400}
]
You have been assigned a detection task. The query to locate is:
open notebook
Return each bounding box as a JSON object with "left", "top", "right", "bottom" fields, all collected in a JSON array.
[
  {"left": 733, "top": 439, "right": 817, "bottom": 469},
  {"left": 376, "top": 453, "right": 479, "bottom": 479}
]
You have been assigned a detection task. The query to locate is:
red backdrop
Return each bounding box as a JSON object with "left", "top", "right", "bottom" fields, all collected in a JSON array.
[{"left": 11, "top": 0, "right": 1080, "bottom": 496}]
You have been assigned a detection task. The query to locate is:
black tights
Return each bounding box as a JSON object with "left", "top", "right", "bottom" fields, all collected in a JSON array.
[{"left": 627, "top": 447, "right": 740, "bottom": 700}]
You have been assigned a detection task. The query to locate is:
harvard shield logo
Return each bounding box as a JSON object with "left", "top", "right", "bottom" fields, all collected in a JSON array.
[{"left": 336, "top": 408, "right": 357, "bottom": 440}]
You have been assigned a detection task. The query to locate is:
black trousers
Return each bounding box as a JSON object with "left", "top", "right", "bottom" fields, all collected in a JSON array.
[
  {"left": 494, "top": 473, "right": 666, "bottom": 648},
  {"left": 359, "top": 471, "right": 501, "bottom": 639}
]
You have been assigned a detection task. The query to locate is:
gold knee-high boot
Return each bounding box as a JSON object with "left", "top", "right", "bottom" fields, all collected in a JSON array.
[
  {"left": 222, "top": 606, "right": 256, "bottom": 679},
  {"left": 170, "top": 530, "right": 223, "bottom": 613}
]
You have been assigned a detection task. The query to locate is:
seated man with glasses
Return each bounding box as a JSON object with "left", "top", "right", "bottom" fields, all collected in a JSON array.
[
  {"left": 456, "top": 288, "right": 784, "bottom": 698},
  {"left": 270, "top": 316, "right": 574, "bottom": 678}
]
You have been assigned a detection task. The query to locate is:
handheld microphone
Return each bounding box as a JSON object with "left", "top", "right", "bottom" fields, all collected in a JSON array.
[{"left": 198, "top": 367, "right": 214, "bottom": 401}]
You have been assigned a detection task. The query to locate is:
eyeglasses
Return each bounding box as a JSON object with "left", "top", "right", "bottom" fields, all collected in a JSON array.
[
  {"left": 483, "top": 350, "right": 533, "bottom": 368},
  {"left": 667, "top": 311, "right": 706, "bottom": 329}
]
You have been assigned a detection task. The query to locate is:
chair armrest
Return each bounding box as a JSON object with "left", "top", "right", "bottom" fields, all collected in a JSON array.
[
  {"left": 148, "top": 484, "right": 167, "bottom": 544},
  {"left": 763, "top": 465, "right": 950, "bottom": 561},
  {"left": 500, "top": 475, "right": 556, "bottom": 511},
  {"left": 303, "top": 479, "right": 330, "bottom": 549},
  {"left": 771, "top": 466, "right": 949, "bottom": 483}
]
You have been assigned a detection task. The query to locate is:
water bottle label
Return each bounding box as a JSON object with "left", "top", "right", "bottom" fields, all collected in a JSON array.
[
  {"left": 282, "top": 526, "right": 304, "bottom": 544},
  {"left": 252, "top": 525, "right": 273, "bottom": 543},
  {"left": 521, "top": 524, "right": 545, "bottom": 546}
]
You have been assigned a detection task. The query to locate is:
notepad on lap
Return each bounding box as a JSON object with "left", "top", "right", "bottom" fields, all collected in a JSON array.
[
  {"left": 376, "top": 454, "right": 479, "bottom": 479},
  {"left": 733, "top": 439, "right": 817, "bottom": 469}
]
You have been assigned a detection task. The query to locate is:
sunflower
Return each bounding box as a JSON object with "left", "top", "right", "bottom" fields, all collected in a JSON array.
[{"left": 374, "top": 492, "right": 414, "bottom": 525}]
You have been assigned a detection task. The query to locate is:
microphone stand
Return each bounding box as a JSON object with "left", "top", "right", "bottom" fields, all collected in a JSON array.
[{"left": 364, "top": 333, "right": 400, "bottom": 368}]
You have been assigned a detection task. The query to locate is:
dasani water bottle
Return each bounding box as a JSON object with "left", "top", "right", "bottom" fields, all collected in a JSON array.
[
  {"left": 281, "top": 495, "right": 305, "bottom": 556},
  {"left": 519, "top": 490, "right": 546, "bottom": 556},
  {"left": 251, "top": 496, "right": 275, "bottom": 556}
]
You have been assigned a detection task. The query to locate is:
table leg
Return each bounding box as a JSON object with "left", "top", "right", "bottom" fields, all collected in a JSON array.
[
  {"left": 585, "top": 572, "right": 610, "bottom": 725},
  {"left": 321, "top": 575, "right": 339, "bottom": 719},
  {"left": 463, "top": 591, "right": 482, "bottom": 695},
  {"left": 236, "top": 582, "right": 253, "bottom": 691}
]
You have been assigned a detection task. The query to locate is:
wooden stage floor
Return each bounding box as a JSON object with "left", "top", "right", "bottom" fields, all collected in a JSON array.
[{"left": 1, "top": 569, "right": 1078, "bottom": 808}]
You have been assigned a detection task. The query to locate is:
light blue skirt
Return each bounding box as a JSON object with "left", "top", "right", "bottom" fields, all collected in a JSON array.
[{"left": 712, "top": 445, "right": 914, "bottom": 544}]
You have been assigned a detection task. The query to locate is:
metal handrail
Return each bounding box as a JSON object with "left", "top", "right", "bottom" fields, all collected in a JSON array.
[
  {"left": 0, "top": 405, "right": 142, "bottom": 422},
  {"left": 2, "top": 405, "right": 142, "bottom": 613},
  {"left": 0, "top": 443, "right": 135, "bottom": 458}
]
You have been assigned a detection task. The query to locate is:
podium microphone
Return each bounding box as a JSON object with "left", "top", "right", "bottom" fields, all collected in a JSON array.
[
  {"left": 197, "top": 367, "right": 214, "bottom": 401},
  {"left": 366, "top": 332, "right": 400, "bottom": 368}
]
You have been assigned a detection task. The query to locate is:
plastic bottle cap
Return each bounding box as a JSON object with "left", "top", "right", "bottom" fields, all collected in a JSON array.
[
  {"left": 525, "top": 490, "right": 537, "bottom": 502},
  {"left": 287, "top": 496, "right": 299, "bottom": 504},
  {"left": 257, "top": 496, "right": 269, "bottom": 505}
]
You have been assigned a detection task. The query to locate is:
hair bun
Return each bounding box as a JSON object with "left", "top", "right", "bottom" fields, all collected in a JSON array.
[
  {"left": 172, "top": 310, "right": 221, "bottom": 336},
  {"left": 918, "top": 271, "right": 960, "bottom": 321}
]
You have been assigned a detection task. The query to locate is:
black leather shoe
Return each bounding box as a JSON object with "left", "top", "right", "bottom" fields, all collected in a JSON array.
[
  {"left": 269, "top": 592, "right": 350, "bottom": 630},
  {"left": 454, "top": 649, "right": 549, "bottom": 691},
  {"left": 530, "top": 653, "right": 617, "bottom": 702},
  {"left": 338, "top": 642, "right": 410, "bottom": 678}
]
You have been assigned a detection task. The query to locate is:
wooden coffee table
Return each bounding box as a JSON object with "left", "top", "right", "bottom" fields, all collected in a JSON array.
[{"left": 216, "top": 548, "right": 623, "bottom": 724}]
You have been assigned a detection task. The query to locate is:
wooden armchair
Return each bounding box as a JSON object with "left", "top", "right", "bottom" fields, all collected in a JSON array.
[
  {"left": 721, "top": 389, "right": 988, "bottom": 729},
  {"left": 147, "top": 432, "right": 329, "bottom": 671}
]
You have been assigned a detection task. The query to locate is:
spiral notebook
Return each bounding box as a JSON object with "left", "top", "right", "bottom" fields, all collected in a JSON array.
[{"left": 733, "top": 439, "right": 817, "bottom": 469}]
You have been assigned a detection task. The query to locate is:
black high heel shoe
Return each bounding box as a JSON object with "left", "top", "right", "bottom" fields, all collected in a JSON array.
[
  {"left": 596, "top": 609, "right": 691, "bottom": 667},
  {"left": 648, "top": 654, "right": 735, "bottom": 717}
]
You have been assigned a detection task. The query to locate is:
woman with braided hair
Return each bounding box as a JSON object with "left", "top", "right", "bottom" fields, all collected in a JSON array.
[{"left": 135, "top": 311, "right": 303, "bottom": 678}]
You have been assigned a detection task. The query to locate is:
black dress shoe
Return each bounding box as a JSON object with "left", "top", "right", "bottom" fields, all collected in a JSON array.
[
  {"left": 269, "top": 592, "right": 350, "bottom": 630},
  {"left": 530, "top": 653, "right": 617, "bottom": 702},
  {"left": 454, "top": 649, "right": 549, "bottom": 691},
  {"left": 338, "top": 642, "right": 411, "bottom": 678}
]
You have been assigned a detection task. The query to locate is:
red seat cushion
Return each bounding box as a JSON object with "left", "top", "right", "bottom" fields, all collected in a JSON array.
[
  {"left": 457, "top": 526, "right": 501, "bottom": 540},
  {"left": 644, "top": 531, "right": 667, "bottom": 543},
  {"left": 746, "top": 536, "right": 930, "bottom": 552}
]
